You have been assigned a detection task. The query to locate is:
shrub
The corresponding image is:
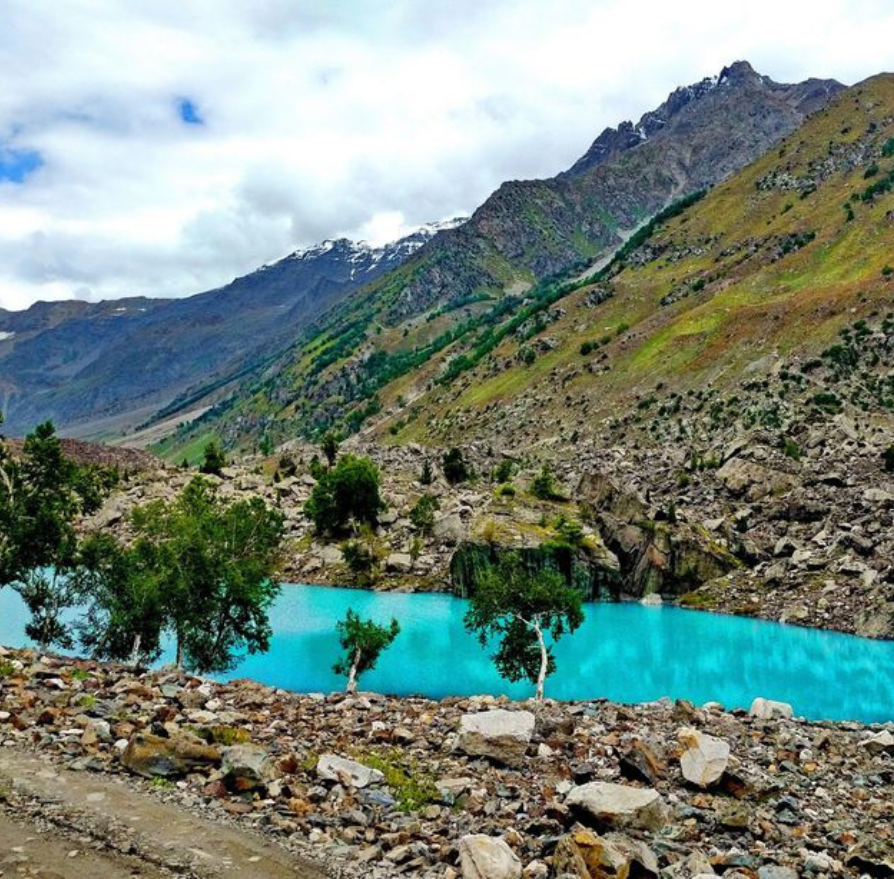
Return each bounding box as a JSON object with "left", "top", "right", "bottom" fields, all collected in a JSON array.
[
  {"left": 442, "top": 448, "right": 470, "bottom": 485},
  {"left": 305, "top": 455, "right": 383, "bottom": 535},
  {"left": 531, "top": 464, "right": 562, "bottom": 500},
  {"left": 199, "top": 440, "right": 226, "bottom": 476},
  {"left": 493, "top": 459, "right": 515, "bottom": 484},
  {"left": 409, "top": 494, "right": 440, "bottom": 535}
]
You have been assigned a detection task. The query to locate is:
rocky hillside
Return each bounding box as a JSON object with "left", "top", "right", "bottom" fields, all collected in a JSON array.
[
  {"left": 158, "top": 62, "right": 841, "bottom": 454},
  {"left": 0, "top": 221, "right": 462, "bottom": 439},
  {"left": 0, "top": 648, "right": 891, "bottom": 878}
]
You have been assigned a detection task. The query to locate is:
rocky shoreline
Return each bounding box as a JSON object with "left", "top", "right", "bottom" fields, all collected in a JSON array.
[{"left": 0, "top": 646, "right": 891, "bottom": 878}]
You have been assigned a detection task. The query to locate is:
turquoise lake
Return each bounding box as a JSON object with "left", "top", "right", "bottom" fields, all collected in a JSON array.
[{"left": 1, "top": 584, "right": 893, "bottom": 723}]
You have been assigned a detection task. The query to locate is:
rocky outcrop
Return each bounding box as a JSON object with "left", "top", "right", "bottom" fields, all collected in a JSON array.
[
  {"left": 120, "top": 730, "right": 221, "bottom": 778},
  {"left": 577, "top": 470, "right": 738, "bottom": 597}
]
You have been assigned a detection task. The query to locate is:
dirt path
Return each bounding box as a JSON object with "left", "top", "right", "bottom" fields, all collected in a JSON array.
[{"left": 0, "top": 750, "right": 330, "bottom": 879}]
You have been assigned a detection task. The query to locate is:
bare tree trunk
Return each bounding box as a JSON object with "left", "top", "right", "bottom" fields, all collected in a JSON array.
[
  {"left": 130, "top": 633, "right": 142, "bottom": 669},
  {"left": 346, "top": 647, "right": 362, "bottom": 693},
  {"left": 175, "top": 634, "right": 183, "bottom": 669},
  {"left": 534, "top": 619, "right": 548, "bottom": 702}
]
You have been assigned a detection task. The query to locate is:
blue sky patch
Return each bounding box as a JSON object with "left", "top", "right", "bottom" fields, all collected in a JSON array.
[
  {"left": 0, "top": 144, "right": 43, "bottom": 184},
  {"left": 177, "top": 98, "right": 204, "bottom": 125}
]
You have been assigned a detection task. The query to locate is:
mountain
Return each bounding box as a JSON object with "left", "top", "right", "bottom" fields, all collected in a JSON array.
[
  {"left": 161, "top": 61, "right": 844, "bottom": 456},
  {"left": 0, "top": 220, "right": 463, "bottom": 437},
  {"left": 364, "top": 71, "right": 894, "bottom": 450}
]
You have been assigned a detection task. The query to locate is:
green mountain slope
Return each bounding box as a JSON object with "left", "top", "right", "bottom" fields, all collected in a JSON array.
[
  {"left": 363, "top": 72, "right": 894, "bottom": 450},
  {"left": 155, "top": 63, "right": 842, "bottom": 458}
]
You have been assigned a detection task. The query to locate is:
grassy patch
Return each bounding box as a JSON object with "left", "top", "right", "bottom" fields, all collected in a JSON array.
[{"left": 356, "top": 748, "right": 439, "bottom": 812}]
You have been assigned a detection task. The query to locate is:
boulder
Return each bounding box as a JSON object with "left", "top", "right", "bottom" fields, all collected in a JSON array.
[
  {"left": 434, "top": 513, "right": 465, "bottom": 544},
  {"left": 678, "top": 728, "right": 730, "bottom": 788},
  {"left": 221, "top": 744, "right": 277, "bottom": 791},
  {"left": 457, "top": 709, "right": 535, "bottom": 767},
  {"left": 385, "top": 552, "right": 414, "bottom": 573},
  {"left": 862, "top": 730, "right": 894, "bottom": 756},
  {"left": 458, "top": 835, "right": 522, "bottom": 879},
  {"left": 120, "top": 731, "right": 221, "bottom": 778},
  {"left": 566, "top": 782, "right": 668, "bottom": 832},
  {"left": 553, "top": 829, "right": 658, "bottom": 879},
  {"left": 749, "top": 698, "right": 794, "bottom": 720},
  {"left": 316, "top": 754, "right": 384, "bottom": 788}
]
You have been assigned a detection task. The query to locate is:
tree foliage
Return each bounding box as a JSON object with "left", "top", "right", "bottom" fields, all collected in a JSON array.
[
  {"left": 463, "top": 552, "right": 584, "bottom": 699},
  {"left": 199, "top": 440, "right": 227, "bottom": 476},
  {"left": 304, "top": 454, "right": 383, "bottom": 535},
  {"left": 442, "top": 447, "right": 470, "bottom": 485},
  {"left": 409, "top": 494, "right": 440, "bottom": 536},
  {"left": 332, "top": 609, "right": 400, "bottom": 693},
  {"left": 126, "top": 477, "right": 284, "bottom": 673},
  {"left": 320, "top": 431, "right": 340, "bottom": 467}
]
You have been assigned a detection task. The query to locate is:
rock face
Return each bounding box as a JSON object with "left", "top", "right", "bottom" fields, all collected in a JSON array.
[
  {"left": 678, "top": 728, "right": 730, "bottom": 788},
  {"left": 565, "top": 782, "right": 668, "bottom": 832},
  {"left": 749, "top": 698, "right": 794, "bottom": 720},
  {"left": 121, "top": 731, "right": 221, "bottom": 778},
  {"left": 458, "top": 835, "right": 522, "bottom": 879},
  {"left": 456, "top": 709, "right": 535, "bottom": 767},
  {"left": 316, "top": 754, "right": 384, "bottom": 789}
]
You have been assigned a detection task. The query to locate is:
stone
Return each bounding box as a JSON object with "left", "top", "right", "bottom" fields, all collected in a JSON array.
[
  {"left": 456, "top": 709, "right": 535, "bottom": 767},
  {"left": 221, "top": 744, "right": 277, "bottom": 790},
  {"left": 385, "top": 552, "right": 414, "bottom": 573},
  {"left": 120, "top": 731, "right": 221, "bottom": 778},
  {"left": 316, "top": 754, "right": 384, "bottom": 788},
  {"left": 458, "top": 835, "right": 522, "bottom": 879},
  {"left": 749, "top": 698, "right": 794, "bottom": 720},
  {"left": 640, "top": 593, "right": 663, "bottom": 606},
  {"left": 678, "top": 728, "right": 730, "bottom": 788},
  {"left": 566, "top": 782, "right": 668, "bottom": 832},
  {"left": 758, "top": 868, "right": 798, "bottom": 879},
  {"left": 619, "top": 740, "right": 665, "bottom": 785},
  {"left": 433, "top": 512, "right": 464, "bottom": 544},
  {"left": 554, "top": 829, "right": 659, "bottom": 879},
  {"left": 862, "top": 730, "right": 894, "bottom": 755}
]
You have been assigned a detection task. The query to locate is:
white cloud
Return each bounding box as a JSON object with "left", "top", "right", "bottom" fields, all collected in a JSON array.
[{"left": 0, "top": 0, "right": 893, "bottom": 310}]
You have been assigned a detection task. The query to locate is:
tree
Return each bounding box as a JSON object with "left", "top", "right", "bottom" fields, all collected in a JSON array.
[
  {"left": 199, "top": 440, "right": 226, "bottom": 476},
  {"left": 129, "top": 477, "right": 284, "bottom": 672},
  {"left": 419, "top": 459, "right": 433, "bottom": 485},
  {"left": 463, "top": 552, "right": 584, "bottom": 700},
  {"left": 442, "top": 447, "right": 470, "bottom": 485},
  {"left": 71, "top": 534, "right": 166, "bottom": 667},
  {"left": 321, "top": 431, "right": 340, "bottom": 468},
  {"left": 304, "top": 454, "right": 383, "bottom": 535},
  {"left": 332, "top": 609, "right": 400, "bottom": 693},
  {"left": 409, "top": 494, "right": 440, "bottom": 536}
]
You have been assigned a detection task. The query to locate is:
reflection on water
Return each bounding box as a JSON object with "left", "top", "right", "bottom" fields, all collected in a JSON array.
[{"left": 1, "top": 584, "right": 892, "bottom": 722}]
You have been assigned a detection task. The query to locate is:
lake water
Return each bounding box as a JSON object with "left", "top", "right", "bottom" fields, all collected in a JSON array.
[{"left": 1, "top": 584, "right": 892, "bottom": 722}]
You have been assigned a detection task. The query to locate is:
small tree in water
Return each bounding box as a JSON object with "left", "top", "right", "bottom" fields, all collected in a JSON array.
[
  {"left": 463, "top": 552, "right": 584, "bottom": 700},
  {"left": 333, "top": 609, "right": 400, "bottom": 693}
]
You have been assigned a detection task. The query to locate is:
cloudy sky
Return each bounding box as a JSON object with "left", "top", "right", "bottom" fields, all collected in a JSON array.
[{"left": 1, "top": 0, "right": 893, "bottom": 311}]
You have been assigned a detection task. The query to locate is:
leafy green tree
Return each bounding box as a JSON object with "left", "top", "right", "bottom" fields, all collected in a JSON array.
[
  {"left": 493, "top": 458, "right": 515, "bottom": 484},
  {"left": 419, "top": 459, "right": 433, "bottom": 486},
  {"left": 130, "top": 477, "right": 284, "bottom": 672},
  {"left": 409, "top": 494, "right": 440, "bottom": 536},
  {"left": 332, "top": 609, "right": 400, "bottom": 693},
  {"left": 464, "top": 552, "right": 584, "bottom": 700},
  {"left": 1, "top": 420, "right": 114, "bottom": 647},
  {"left": 71, "top": 534, "right": 166, "bottom": 667},
  {"left": 321, "top": 431, "right": 340, "bottom": 467},
  {"left": 305, "top": 454, "right": 383, "bottom": 535},
  {"left": 199, "top": 440, "right": 226, "bottom": 476},
  {"left": 442, "top": 447, "right": 470, "bottom": 485}
]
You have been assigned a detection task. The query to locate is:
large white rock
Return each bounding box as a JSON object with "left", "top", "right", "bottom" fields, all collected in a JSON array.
[
  {"left": 457, "top": 709, "right": 535, "bottom": 767},
  {"left": 749, "top": 698, "right": 794, "bottom": 720},
  {"left": 678, "top": 728, "right": 730, "bottom": 788},
  {"left": 566, "top": 781, "right": 668, "bottom": 831},
  {"left": 459, "top": 835, "right": 522, "bottom": 879},
  {"left": 316, "top": 754, "right": 384, "bottom": 788},
  {"left": 862, "top": 730, "right": 894, "bottom": 756}
]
